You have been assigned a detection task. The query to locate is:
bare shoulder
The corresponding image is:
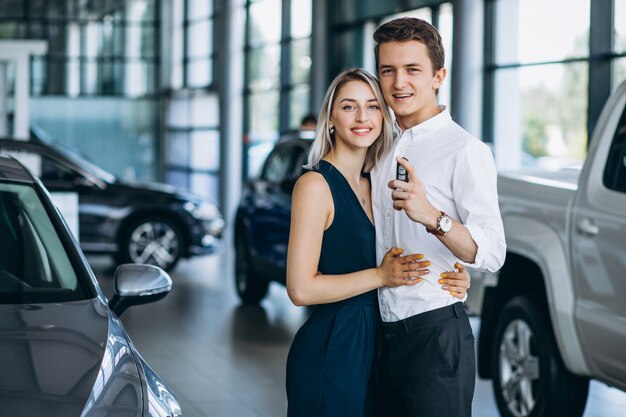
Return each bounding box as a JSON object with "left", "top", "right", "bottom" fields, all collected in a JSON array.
[{"left": 294, "top": 171, "right": 330, "bottom": 198}]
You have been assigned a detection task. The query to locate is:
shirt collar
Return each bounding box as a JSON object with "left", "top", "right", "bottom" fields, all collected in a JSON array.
[{"left": 394, "top": 105, "right": 451, "bottom": 140}]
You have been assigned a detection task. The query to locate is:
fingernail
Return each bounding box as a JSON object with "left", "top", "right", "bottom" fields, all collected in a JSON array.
[
  {"left": 418, "top": 278, "right": 423, "bottom": 282},
  {"left": 450, "top": 292, "right": 456, "bottom": 296},
  {"left": 440, "top": 273, "right": 447, "bottom": 278},
  {"left": 423, "top": 269, "right": 430, "bottom": 274},
  {"left": 442, "top": 285, "right": 449, "bottom": 290},
  {"left": 438, "top": 279, "right": 445, "bottom": 284},
  {"left": 417, "top": 254, "right": 424, "bottom": 260},
  {"left": 424, "top": 261, "right": 431, "bottom": 267},
  {"left": 455, "top": 262, "right": 460, "bottom": 268},
  {"left": 398, "top": 248, "right": 404, "bottom": 253}
]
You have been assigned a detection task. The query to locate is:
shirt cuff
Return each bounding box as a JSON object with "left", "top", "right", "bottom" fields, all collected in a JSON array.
[{"left": 460, "top": 224, "right": 487, "bottom": 270}]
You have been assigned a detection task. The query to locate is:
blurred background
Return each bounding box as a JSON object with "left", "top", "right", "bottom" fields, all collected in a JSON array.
[
  {"left": 1, "top": 0, "right": 624, "bottom": 219},
  {"left": 1, "top": 1, "right": 626, "bottom": 416}
]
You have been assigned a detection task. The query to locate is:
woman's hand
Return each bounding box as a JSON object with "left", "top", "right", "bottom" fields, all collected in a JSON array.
[
  {"left": 377, "top": 247, "right": 430, "bottom": 287},
  {"left": 439, "top": 262, "right": 470, "bottom": 299}
]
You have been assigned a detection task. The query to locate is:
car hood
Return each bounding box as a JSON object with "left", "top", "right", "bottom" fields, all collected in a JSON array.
[
  {"left": 112, "top": 180, "right": 204, "bottom": 203},
  {"left": 0, "top": 299, "right": 143, "bottom": 417}
]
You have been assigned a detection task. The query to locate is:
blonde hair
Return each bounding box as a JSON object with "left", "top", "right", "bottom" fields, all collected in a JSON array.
[{"left": 304, "top": 68, "right": 394, "bottom": 173}]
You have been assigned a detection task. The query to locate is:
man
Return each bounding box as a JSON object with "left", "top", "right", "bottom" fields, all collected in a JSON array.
[{"left": 370, "top": 18, "right": 506, "bottom": 417}]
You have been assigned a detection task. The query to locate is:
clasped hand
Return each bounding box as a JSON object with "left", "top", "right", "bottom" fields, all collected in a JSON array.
[{"left": 377, "top": 247, "right": 429, "bottom": 287}]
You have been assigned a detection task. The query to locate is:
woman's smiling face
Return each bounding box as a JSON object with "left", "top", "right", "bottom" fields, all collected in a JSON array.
[{"left": 329, "top": 80, "right": 383, "bottom": 150}]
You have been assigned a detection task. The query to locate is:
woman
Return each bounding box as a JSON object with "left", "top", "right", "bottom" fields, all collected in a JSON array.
[{"left": 285, "top": 68, "right": 469, "bottom": 417}]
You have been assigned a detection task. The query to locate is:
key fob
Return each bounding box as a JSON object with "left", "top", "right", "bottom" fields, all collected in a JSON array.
[{"left": 396, "top": 157, "right": 408, "bottom": 182}]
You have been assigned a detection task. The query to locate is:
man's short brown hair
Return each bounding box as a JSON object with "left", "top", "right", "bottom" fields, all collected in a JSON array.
[{"left": 373, "top": 17, "right": 445, "bottom": 73}]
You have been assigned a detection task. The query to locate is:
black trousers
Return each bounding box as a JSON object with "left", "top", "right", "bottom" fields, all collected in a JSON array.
[{"left": 375, "top": 303, "right": 475, "bottom": 417}]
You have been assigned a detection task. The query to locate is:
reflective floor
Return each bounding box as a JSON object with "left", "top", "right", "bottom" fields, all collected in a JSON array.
[{"left": 91, "top": 250, "right": 626, "bottom": 417}]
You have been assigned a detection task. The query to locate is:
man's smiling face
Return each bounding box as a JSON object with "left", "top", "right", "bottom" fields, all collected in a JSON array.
[{"left": 377, "top": 40, "right": 445, "bottom": 129}]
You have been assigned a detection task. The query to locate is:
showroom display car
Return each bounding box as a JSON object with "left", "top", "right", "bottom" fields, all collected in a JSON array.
[
  {"left": 0, "top": 132, "right": 225, "bottom": 271},
  {"left": 0, "top": 154, "right": 182, "bottom": 417},
  {"left": 233, "top": 133, "right": 312, "bottom": 303}
]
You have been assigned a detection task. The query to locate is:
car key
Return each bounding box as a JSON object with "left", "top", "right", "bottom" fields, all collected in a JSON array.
[{"left": 396, "top": 157, "right": 408, "bottom": 182}]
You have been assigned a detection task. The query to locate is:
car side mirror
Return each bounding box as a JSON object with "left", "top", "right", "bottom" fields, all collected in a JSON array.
[{"left": 109, "top": 264, "right": 172, "bottom": 316}]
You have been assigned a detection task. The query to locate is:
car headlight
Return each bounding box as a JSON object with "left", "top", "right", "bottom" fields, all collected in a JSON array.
[{"left": 184, "top": 202, "right": 220, "bottom": 221}]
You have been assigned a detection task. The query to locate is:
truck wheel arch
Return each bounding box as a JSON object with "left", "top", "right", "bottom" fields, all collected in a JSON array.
[{"left": 478, "top": 215, "right": 589, "bottom": 377}]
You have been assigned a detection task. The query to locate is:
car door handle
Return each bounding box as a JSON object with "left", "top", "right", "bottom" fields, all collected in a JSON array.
[{"left": 576, "top": 218, "right": 599, "bottom": 236}]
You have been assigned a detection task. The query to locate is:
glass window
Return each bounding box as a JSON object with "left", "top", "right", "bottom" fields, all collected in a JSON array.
[
  {"left": 0, "top": 0, "right": 24, "bottom": 18},
  {"left": 124, "top": 61, "right": 155, "bottom": 96},
  {"left": 190, "top": 130, "right": 220, "bottom": 171},
  {"left": 249, "top": 0, "right": 282, "bottom": 46},
  {"left": 493, "top": 63, "right": 589, "bottom": 172},
  {"left": 291, "top": 39, "right": 311, "bottom": 85},
  {"left": 615, "top": 0, "right": 626, "bottom": 53},
  {"left": 291, "top": 0, "right": 312, "bottom": 39},
  {"left": 191, "top": 172, "right": 218, "bottom": 201},
  {"left": 249, "top": 90, "right": 280, "bottom": 141},
  {"left": 40, "top": 156, "right": 79, "bottom": 182},
  {"left": 380, "top": 6, "right": 431, "bottom": 24},
  {"left": 188, "top": 0, "right": 213, "bottom": 20},
  {"left": 495, "top": 0, "right": 590, "bottom": 65},
  {"left": 167, "top": 132, "right": 189, "bottom": 167},
  {"left": 289, "top": 85, "right": 310, "bottom": 129},
  {"left": 336, "top": 0, "right": 403, "bottom": 24},
  {"left": 614, "top": 58, "right": 626, "bottom": 91},
  {"left": 0, "top": 22, "right": 26, "bottom": 38},
  {"left": 603, "top": 102, "right": 626, "bottom": 193},
  {"left": 166, "top": 170, "right": 189, "bottom": 189},
  {"left": 0, "top": 183, "right": 87, "bottom": 304},
  {"left": 187, "top": 20, "right": 213, "bottom": 59},
  {"left": 248, "top": 46, "right": 281, "bottom": 90},
  {"left": 124, "top": 25, "right": 156, "bottom": 59},
  {"left": 336, "top": 28, "right": 366, "bottom": 69},
  {"left": 438, "top": 3, "right": 453, "bottom": 111},
  {"left": 190, "top": 94, "right": 219, "bottom": 128},
  {"left": 186, "top": 58, "right": 213, "bottom": 87},
  {"left": 100, "top": 22, "right": 125, "bottom": 58},
  {"left": 262, "top": 146, "right": 295, "bottom": 182},
  {"left": 126, "top": 0, "right": 156, "bottom": 23}
]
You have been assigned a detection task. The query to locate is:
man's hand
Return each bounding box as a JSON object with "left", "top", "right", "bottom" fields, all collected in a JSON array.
[
  {"left": 439, "top": 262, "right": 470, "bottom": 299},
  {"left": 387, "top": 157, "right": 440, "bottom": 228}
]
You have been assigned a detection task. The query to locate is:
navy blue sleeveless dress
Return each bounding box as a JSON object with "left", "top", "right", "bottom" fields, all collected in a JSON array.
[{"left": 286, "top": 160, "right": 379, "bottom": 417}]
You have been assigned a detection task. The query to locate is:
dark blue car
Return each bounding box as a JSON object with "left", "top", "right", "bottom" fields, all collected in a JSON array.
[{"left": 234, "top": 136, "right": 311, "bottom": 303}]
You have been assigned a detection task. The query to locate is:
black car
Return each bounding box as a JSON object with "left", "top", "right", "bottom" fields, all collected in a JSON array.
[
  {"left": 234, "top": 134, "right": 311, "bottom": 303},
  {"left": 0, "top": 154, "right": 181, "bottom": 416},
  {"left": 0, "top": 136, "right": 225, "bottom": 271}
]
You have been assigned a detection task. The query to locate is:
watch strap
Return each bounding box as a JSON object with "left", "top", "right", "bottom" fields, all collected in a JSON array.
[{"left": 426, "top": 211, "right": 448, "bottom": 236}]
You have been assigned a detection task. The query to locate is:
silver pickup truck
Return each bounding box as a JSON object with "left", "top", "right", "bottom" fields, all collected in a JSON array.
[{"left": 467, "top": 79, "right": 626, "bottom": 417}]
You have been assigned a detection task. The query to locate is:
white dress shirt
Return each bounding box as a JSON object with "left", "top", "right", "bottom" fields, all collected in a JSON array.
[{"left": 371, "top": 107, "right": 506, "bottom": 322}]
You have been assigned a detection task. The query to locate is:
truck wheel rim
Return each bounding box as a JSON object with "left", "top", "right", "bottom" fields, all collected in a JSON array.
[
  {"left": 129, "top": 221, "right": 179, "bottom": 269},
  {"left": 499, "top": 319, "right": 540, "bottom": 417}
]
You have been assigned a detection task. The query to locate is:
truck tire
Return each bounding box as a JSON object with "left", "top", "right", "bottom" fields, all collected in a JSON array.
[
  {"left": 234, "top": 231, "right": 269, "bottom": 304},
  {"left": 491, "top": 296, "right": 589, "bottom": 417}
]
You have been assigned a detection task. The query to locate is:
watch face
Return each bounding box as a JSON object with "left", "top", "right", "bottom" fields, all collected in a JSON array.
[{"left": 440, "top": 216, "right": 453, "bottom": 233}]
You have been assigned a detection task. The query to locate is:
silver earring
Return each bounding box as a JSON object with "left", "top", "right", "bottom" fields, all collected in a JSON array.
[{"left": 329, "top": 126, "right": 335, "bottom": 134}]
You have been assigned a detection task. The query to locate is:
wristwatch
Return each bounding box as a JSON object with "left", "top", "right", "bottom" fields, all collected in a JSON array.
[{"left": 427, "top": 211, "right": 453, "bottom": 236}]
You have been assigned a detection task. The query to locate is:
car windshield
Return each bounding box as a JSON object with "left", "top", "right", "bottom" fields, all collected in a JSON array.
[
  {"left": 47, "top": 142, "right": 117, "bottom": 184},
  {"left": 31, "top": 127, "right": 116, "bottom": 183},
  {"left": 0, "top": 182, "right": 91, "bottom": 303}
]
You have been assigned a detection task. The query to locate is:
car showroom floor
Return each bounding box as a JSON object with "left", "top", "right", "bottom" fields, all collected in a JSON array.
[{"left": 90, "top": 245, "right": 626, "bottom": 417}]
